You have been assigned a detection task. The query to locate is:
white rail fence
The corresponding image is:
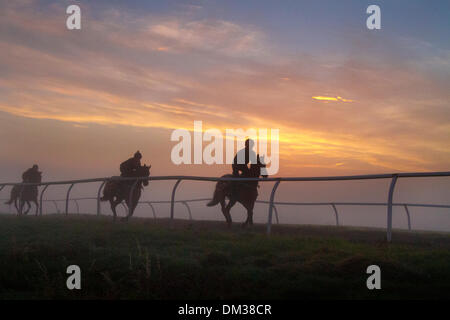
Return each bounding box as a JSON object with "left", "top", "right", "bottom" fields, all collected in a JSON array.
[{"left": 1, "top": 172, "right": 450, "bottom": 242}]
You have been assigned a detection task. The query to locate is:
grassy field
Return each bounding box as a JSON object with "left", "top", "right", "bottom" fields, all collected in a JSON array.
[{"left": 0, "top": 213, "right": 449, "bottom": 300}]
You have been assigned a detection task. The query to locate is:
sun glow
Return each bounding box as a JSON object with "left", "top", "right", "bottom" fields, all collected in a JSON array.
[{"left": 312, "top": 96, "right": 354, "bottom": 102}]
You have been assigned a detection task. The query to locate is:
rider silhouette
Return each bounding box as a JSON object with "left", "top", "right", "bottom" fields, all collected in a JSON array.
[
  {"left": 22, "top": 165, "right": 40, "bottom": 182},
  {"left": 232, "top": 139, "right": 257, "bottom": 177},
  {"left": 120, "top": 151, "right": 142, "bottom": 178},
  {"left": 230, "top": 139, "right": 257, "bottom": 197}
]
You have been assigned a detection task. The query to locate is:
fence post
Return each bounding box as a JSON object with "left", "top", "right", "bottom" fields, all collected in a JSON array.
[
  {"left": 65, "top": 183, "right": 75, "bottom": 215},
  {"left": 128, "top": 179, "right": 139, "bottom": 217},
  {"left": 96, "top": 180, "right": 107, "bottom": 216},
  {"left": 273, "top": 205, "right": 280, "bottom": 224},
  {"left": 0, "top": 185, "right": 4, "bottom": 209},
  {"left": 267, "top": 180, "right": 281, "bottom": 235},
  {"left": 147, "top": 202, "right": 157, "bottom": 219},
  {"left": 170, "top": 179, "right": 182, "bottom": 220},
  {"left": 387, "top": 175, "right": 398, "bottom": 242},
  {"left": 403, "top": 204, "right": 412, "bottom": 231},
  {"left": 39, "top": 185, "right": 49, "bottom": 216},
  {"left": 182, "top": 201, "right": 193, "bottom": 220},
  {"left": 331, "top": 204, "right": 340, "bottom": 226}
]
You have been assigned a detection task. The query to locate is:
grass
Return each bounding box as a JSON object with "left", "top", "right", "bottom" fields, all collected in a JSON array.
[{"left": 0, "top": 213, "right": 449, "bottom": 300}]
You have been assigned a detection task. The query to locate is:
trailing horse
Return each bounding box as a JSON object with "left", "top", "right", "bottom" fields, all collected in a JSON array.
[
  {"left": 4, "top": 171, "right": 42, "bottom": 215},
  {"left": 207, "top": 156, "right": 267, "bottom": 227},
  {"left": 100, "top": 164, "right": 151, "bottom": 221}
]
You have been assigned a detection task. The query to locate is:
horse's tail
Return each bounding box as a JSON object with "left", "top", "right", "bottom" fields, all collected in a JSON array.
[
  {"left": 206, "top": 181, "right": 227, "bottom": 207},
  {"left": 206, "top": 189, "right": 220, "bottom": 207},
  {"left": 100, "top": 181, "right": 114, "bottom": 202},
  {"left": 5, "top": 186, "right": 17, "bottom": 205}
]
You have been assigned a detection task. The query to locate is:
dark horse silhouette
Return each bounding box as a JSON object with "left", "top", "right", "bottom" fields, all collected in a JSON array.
[
  {"left": 5, "top": 171, "right": 42, "bottom": 215},
  {"left": 207, "top": 156, "right": 267, "bottom": 227},
  {"left": 100, "top": 164, "right": 151, "bottom": 221}
]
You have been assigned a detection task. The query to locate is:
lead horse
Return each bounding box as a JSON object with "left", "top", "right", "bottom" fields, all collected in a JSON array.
[
  {"left": 100, "top": 164, "right": 151, "bottom": 221},
  {"left": 4, "top": 171, "right": 42, "bottom": 215},
  {"left": 207, "top": 156, "right": 267, "bottom": 227}
]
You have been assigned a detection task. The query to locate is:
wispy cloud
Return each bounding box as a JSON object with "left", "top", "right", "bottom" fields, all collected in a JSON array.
[
  {"left": 148, "top": 19, "right": 266, "bottom": 56},
  {"left": 312, "top": 96, "right": 354, "bottom": 102}
]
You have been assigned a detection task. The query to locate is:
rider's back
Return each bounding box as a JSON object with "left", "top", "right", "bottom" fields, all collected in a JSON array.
[
  {"left": 120, "top": 157, "right": 140, "bottom": 176},
  {"left": 22, "top": 168, "right": 40, "bottom": 183}
]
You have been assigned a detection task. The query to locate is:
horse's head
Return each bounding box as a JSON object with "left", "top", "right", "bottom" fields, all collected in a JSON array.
[
  {"left": 138, "top": 164, "right": 151, "bottom": 186},
  {"left": 249, "top": 154, "right": 268, "bottom": 178}
]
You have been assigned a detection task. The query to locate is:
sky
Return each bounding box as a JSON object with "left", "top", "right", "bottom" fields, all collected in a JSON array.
[
  {"left": 0, "top": 0, "right": 449, "bottom": 229},
  {"left": 1, "top": 0, "right": 449, "bottom": 180}
]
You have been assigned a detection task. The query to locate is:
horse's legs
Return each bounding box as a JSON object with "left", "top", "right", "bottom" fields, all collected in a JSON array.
[
  {"left": 220, "top": 198, "right": 232, "bottom": 226},
  {"left": 123, "top": 197, "right": 137, "bottom": 221},
  {"left": 110, "top": 198, "right": 121, "bottom": 221},
  {"left": 14, "top": 198, "right": 20, "bottom": 215},
  {"left": 219, "top": 198, "right": 226, "bottom": 212},
  {"left": 242, "top": 208, "right": 254, "bottom": 227},
  {"left": 223, "top": 198, "right": 236, "bottom": 226},
  {"left": 241, "top": 194, "right": 256, "bottom": 228},
  {"left": 246, "top": 201, "right": 255, "bottom": 226},
  {"left": 123, "top": 188, "right": 142, "bottom": 221},
  {"left": 20, "top": 200, "right": 27, "bottom": 215},
  {"left": 123, "top": 202, "right": 136, "bottom": 221},
  {"left": 18, "top": 199, "right": 25, "bottom": 216},
  {"left": 23, "top": 201, "right": 31, "bottom": 215},
  {"left": 33, "top": 199, "right": 39, "bottom": 216}
]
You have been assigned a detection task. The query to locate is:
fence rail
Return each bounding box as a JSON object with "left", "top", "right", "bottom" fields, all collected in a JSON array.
[
  {"left": 1, "top": 171, "right": 450, "bottom": 242},
  {"left": 3, "top": 196, "right": 449, "bottom": 234}
]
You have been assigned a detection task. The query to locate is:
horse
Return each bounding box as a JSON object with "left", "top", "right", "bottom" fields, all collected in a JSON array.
[
  {"left": 4, "top": 171, "right": 42, "bottom": 215},
  {"left": 100, "top": 164, "right": 151, "bottom": 221},
  {"left": 207, "top": 156, "right": 267, "bottom": 227}
]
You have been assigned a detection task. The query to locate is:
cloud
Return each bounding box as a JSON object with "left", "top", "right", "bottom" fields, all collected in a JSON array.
[
  {"left": 312, "top": 96, "right": 354, "bottom": 102},
  {"left": 148, "top": 19, "right": 266, "bottom": 57}
]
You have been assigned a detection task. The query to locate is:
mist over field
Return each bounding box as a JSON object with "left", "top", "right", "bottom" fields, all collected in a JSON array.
[
  {"left": 1, "top": 171, "right": 449, "bottom": 232},
  {"left": 0, "top": 118, "right": 449, "bottom": 233}
]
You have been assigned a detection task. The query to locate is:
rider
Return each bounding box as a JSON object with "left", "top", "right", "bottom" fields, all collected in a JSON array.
[
  {"left": 120, "top": 151, "right": 142, "bottom": 178},
  {"left": 230, "top": 139, "right": 257, "bottom": 197},
  {"left": 22, "top": 165, "right": 40, "bottom": 183},
  {"left": 232, "top": 139, "right": 257, "bottom": 177}
]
